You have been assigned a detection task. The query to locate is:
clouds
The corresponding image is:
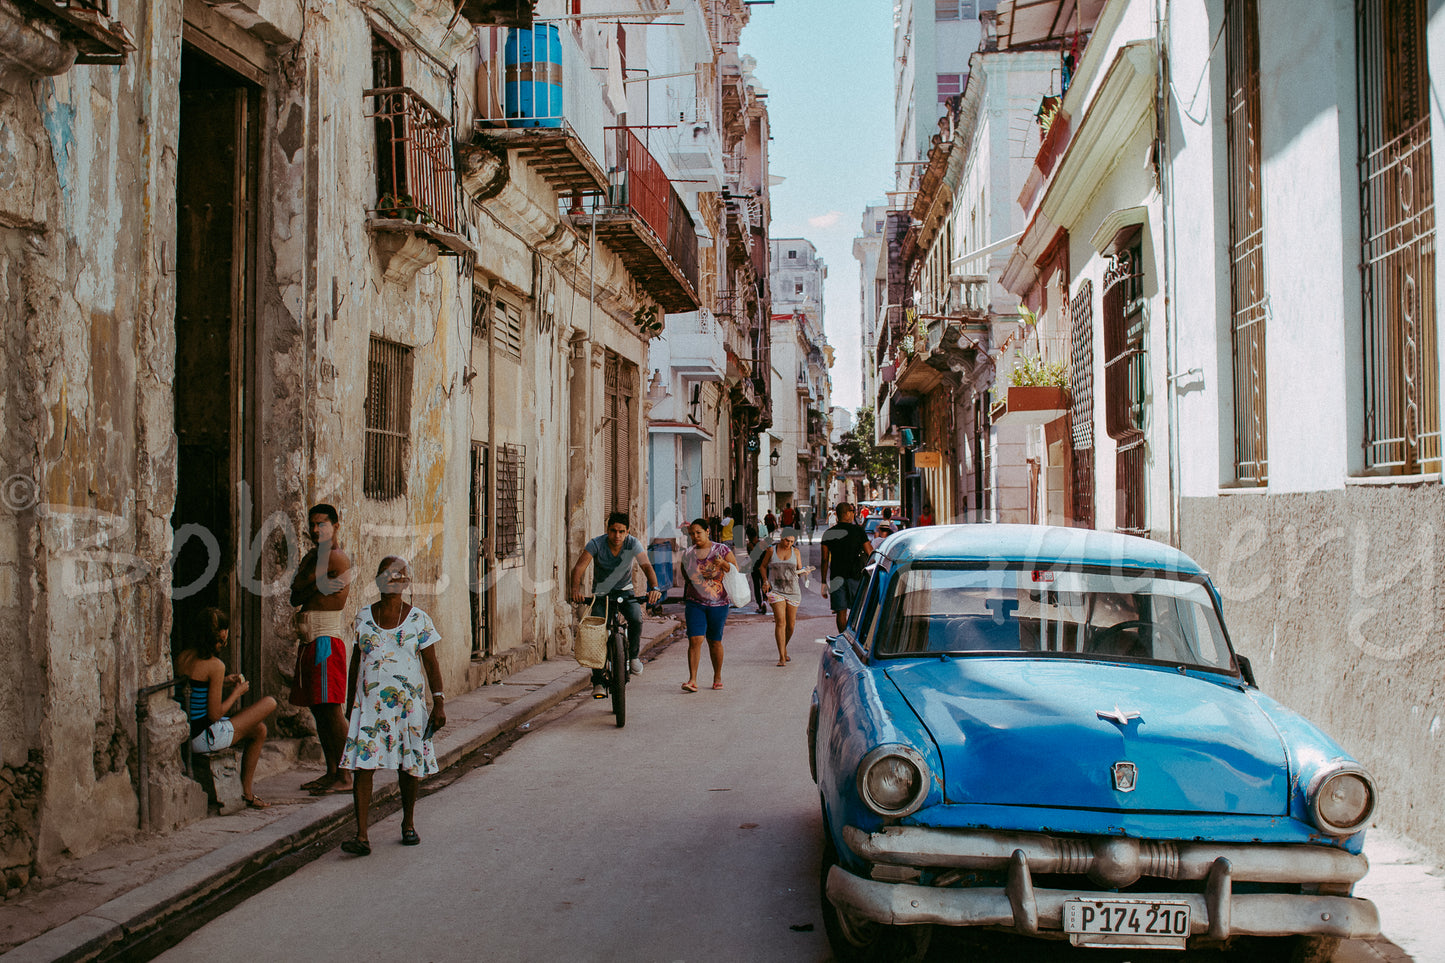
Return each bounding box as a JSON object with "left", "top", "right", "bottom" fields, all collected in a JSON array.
[{"left": 807, "top": 210, "right": 844, "bottom": 230}]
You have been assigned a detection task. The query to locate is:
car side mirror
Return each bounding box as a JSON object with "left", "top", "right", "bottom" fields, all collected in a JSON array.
[{"left": 1236, "top": 654, "right": 1257, "bottom": 688}]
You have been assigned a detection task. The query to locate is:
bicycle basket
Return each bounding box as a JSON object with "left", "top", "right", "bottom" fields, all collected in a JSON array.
[{"left": 575, "top": 598, "right": 609, "bottom": 669}]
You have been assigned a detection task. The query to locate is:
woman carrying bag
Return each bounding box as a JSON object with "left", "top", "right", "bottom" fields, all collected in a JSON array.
[
  {"left": 678, "top": 518, "right": 739, "bottom": 692},
  {"left": 759, "top": 530, "right": 809, "bottom": 666}
]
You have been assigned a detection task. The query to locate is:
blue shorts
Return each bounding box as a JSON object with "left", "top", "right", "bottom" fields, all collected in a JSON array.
[
  {"left": 828, "top": 576, "right": 862, "bottom": 613},
  {"left": 684, "top": 600, "right": 729, "bottom": 642}
]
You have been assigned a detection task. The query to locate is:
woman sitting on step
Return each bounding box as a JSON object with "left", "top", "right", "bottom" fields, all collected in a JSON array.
[{"left": 177, "top": 607, "right": 277, "bottom": 809}]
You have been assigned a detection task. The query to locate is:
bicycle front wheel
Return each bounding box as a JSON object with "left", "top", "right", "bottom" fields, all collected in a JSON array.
[{"left": 609, "top": 623, "right": 627, "bottom": 727}]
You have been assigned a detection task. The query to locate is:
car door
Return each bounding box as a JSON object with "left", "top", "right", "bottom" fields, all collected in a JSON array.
[{"left": 813, "top": 561, "right": 885, "bottom": 794}]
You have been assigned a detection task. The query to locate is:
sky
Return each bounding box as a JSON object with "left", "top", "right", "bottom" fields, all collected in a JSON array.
[{"left": 738, "top": 0, "right": 895, "bottom": 415}]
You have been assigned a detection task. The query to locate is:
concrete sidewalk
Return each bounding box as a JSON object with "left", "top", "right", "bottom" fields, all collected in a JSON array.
[{"left": 0, "top": 615, "right": 684, "bottom": 963}]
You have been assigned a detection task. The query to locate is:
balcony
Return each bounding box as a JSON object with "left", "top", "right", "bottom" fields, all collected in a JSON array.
[
  {"left": 471, "top": 24, "right": 609, "bottom": 199},
  {"left": 668, "top": 309, "right": 726, "bottom": 382},
  {"left": 581, "top": 129, "right": 700, "bottom": 313},
  {"left": 9, "top": 0, "right": 135, "bottom": 69},
  {"left": 724, "top": 194, "right": 754, "bottom": 269},
  {"left": 366, "top": 87, "right": 472, "bottom": 278},
  {"left": 664, "top": 95, "right": 724, "bottom": 190}
]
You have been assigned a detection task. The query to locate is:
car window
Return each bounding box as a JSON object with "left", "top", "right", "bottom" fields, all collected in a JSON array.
[
  {"left": 874, "top": 565, "right": 1233, "bottom": 670},
  {"left": 850, "top": 563, "right": 884, "bottom": 649}
]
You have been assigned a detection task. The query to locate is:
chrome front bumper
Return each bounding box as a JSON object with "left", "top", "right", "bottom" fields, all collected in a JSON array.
[{"left": 830, "top": 825, "right": 1381, "bottom": 941}]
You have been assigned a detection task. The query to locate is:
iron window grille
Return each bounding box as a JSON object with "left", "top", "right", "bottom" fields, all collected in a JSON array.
[
  {"left": 1102, "top": 234, "right": 1147, "bottom": 535},
  {"left": 364, "top": 338, "right": 413, "bottom": 500},
  {"left": 495, "top": 443, "right": 526, "bottom": 562},
  {"left": 1358, "top": 0, "right": 1439, "bottom": 474},
  {"left": 1069, "top": 279, "right": 1096, "bottom": 529},
  {"left": 1226, "top": 0, "right": 1268, "bottom": 485}
]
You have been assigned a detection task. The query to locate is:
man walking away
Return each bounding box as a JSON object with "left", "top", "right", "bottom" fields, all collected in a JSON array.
[
  {"left": 569, "top": 512, "right": 662, "bottom": 697},
  {"left": 819, "top": 502, "right": 872, "bottom": 632},
  {"left": 289, "top": 503, "right": 354, "bottom": 796}
]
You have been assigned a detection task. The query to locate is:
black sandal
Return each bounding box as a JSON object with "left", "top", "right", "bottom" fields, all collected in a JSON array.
[
  {"left": 401, "top": 827, "right": 421, "bottom": 846},
  {"left": 340, "top": 838, "right": 371, "bottom": 856}
]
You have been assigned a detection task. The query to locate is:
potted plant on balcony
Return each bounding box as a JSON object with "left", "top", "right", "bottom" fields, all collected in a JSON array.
[{"left": 991, "top": 354, "right": 1069, "bottom": 425}]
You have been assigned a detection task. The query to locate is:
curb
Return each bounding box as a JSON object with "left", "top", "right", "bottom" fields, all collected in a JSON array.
[{"left": 1, "top": 622, "right": 683, "bottom": 963}]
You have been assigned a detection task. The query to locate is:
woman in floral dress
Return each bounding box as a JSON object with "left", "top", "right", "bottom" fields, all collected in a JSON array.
[{"left": 339, "top": 556, "right": 445, "bottom": 855}]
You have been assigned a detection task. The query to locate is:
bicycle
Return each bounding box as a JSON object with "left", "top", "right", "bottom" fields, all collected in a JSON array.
[{"left": 587, "top": 592, "right": 648, "bottom": 728}]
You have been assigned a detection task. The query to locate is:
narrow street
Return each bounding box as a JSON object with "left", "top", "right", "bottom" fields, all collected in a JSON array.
[
  {"left": 144, "top": 537, "right": 1436, "bottom": 963},
  {"left": 155, "top": 567, "right": 837, "bottom": 962}
]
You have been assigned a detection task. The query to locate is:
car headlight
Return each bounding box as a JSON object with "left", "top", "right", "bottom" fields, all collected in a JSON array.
[
  {"left": 856, "top": 745, "right": 931, "bottom": 818},
  {"left": 1308, "top": 763, "right": 1377, "bottom": 836}
]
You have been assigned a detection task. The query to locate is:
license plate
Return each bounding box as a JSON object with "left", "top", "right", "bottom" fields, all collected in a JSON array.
[{"left": 1063, "top": 898, "right": 1191, "bottom": 949}]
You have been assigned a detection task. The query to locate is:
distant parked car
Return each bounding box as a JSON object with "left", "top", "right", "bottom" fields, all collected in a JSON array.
[
  {"left": 862, "top": 515, "right": 904, "bottom": 541},
  {"left": 808, "top": 524, "right": 1379, "bottom": 962}
]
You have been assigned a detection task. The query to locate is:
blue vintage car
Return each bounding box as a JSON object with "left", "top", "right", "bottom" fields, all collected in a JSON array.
[{"left": 808, "top": 525, "right": 1379, "bottom": 962}]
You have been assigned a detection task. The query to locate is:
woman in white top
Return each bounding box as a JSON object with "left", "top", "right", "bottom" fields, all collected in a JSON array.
[{"left": 759, "top": 530, "right": 807, "bottom": 666}]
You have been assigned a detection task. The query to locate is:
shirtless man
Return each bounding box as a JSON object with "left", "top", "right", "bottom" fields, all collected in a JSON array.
[{"left": 289, "top": 503, "right": 354, "bottom": 795}]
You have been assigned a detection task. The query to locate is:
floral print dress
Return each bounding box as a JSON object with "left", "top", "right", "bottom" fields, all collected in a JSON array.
[{"left": 341, "top": 604, "right": 440, "bottom": 777}]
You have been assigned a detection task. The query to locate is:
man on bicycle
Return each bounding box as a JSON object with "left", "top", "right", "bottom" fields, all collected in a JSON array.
[{"left": 569, "top": 512, "right": 663, "bottom": 698}]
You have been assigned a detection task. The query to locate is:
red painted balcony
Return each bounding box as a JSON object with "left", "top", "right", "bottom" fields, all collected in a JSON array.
[{"left": 584, "top": 129, "right": 699, "bottom": 313}]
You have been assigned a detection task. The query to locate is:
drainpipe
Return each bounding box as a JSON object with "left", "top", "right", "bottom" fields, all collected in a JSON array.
[
  {"left": 1157, "top": 0, "right": 1181, "bottom": 548},
  {"left": 134, "top": 678, "right": 183, "bottom": 830}
]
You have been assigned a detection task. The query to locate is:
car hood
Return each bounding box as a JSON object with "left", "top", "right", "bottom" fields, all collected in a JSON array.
[{"left": 885, "top": 658, "right": 1290, "bottom": 816}]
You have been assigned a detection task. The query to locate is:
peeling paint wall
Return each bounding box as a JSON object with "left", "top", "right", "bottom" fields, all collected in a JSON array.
[{"left": 0, "top": 0, "right": 666, "bottom": 880}]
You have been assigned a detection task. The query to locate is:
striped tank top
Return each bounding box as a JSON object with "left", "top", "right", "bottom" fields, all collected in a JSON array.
[{"left": 188, "top": 679, "right": 211, "bottom": 739}]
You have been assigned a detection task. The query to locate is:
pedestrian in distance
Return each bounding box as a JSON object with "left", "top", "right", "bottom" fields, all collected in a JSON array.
[
  {"left": 780, "top": 501, "right": 795, "bottom": 530},
  {"left": 288, "top": 503, "right": 354, "bottom": 796},
  {"left": 745, "top": 523, "right": 767, "bottom": 614},
  {"left": 763, "top": 509, "right": 778, "bottom": 537},
  {"left": 678, "top": 517, "right": 739, "bottom": 692},
  {"left": 339, "top": 557, "right": 445, "bottom": 856},
  {"left": 820, "top": 502, "right": 873, "bottom": 632},
  {"left": 177, "top": 607, "right": 277, "bottom": 809},
  {"left": 918, "top": 504, "right": 935, "bottom": 526},
  {"left": 568, "top": 512, "right": 663, "bottom": 697},
  {"left": 759, "top": 529, "right": 809, "bottom": 665}
]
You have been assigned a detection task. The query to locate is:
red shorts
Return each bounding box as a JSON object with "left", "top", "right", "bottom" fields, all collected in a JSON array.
[{"left": 289, "top": 635, "right": 346, "bottom": 707}]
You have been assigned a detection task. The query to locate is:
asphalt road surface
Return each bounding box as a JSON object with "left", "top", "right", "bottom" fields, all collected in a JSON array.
[{"left": 156, "top": 540, "right": 1433, "bottom": 962}]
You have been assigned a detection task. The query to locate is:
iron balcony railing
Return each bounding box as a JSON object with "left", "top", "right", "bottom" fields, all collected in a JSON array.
[
  {"left": 612, "top": 128, "right": 700, "bottom": 293},
  {"left": 365, "top": 86, "right": 459, "bottom": 235}
]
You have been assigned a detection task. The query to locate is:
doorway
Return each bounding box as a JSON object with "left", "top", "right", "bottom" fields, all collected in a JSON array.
[{"left": 170, "top": 45, "right": 260, "bottom": 677}]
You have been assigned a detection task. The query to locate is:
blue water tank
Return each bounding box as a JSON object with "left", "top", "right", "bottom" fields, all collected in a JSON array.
[{"left": 504, "top": 25, "right": 563, "bottom": 128}]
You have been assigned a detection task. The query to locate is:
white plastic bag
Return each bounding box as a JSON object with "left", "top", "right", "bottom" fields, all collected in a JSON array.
[{"left": 722, "top": 564, "right": 752, "bottom": 608}]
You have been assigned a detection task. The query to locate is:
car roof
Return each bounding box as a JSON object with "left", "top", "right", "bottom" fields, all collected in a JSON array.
[{"left": 877, "top": 524, "right": 1207, "bottom": 577}]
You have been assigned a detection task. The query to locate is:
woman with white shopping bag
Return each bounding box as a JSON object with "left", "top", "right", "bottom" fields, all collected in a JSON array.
[{"left": 678, "top": 517, "right": 740, "bottom": 692}]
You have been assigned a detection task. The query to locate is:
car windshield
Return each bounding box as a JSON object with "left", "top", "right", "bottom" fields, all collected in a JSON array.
[{"left": 875, "top": 565, "right": 1234, "bottom": 671}]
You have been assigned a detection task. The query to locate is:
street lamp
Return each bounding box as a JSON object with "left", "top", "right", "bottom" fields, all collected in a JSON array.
[{"left": 769, "top": 448, "right": 781, "bottom": 467}]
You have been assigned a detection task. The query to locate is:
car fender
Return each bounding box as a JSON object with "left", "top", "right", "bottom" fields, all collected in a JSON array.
[
  {"left": 814, "top": 640, "right": 944, "bottom": 869},
  {"left": 1248, "top": 688, "right": 1371, "bottom": 851}
]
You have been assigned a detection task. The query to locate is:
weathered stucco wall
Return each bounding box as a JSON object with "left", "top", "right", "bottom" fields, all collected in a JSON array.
[
  {"left": 0, "top": 0, "right": 206, "bottom": 883},
  {"left": 1181, "top": 489, "right": 1445, "bottom": 862}
]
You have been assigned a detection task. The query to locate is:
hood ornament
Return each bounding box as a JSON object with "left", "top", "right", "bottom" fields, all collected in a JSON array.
[
  {"left": 1097, "top": 705, "right": 1141, "bottom": 726},
  {"left": 1112, "top": 761, "right": 1139, "bottom": 792}
]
